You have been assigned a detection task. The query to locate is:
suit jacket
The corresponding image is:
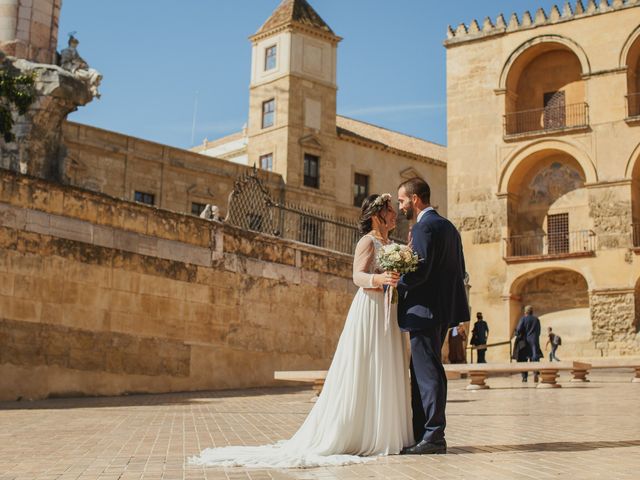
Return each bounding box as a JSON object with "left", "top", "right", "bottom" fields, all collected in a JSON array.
[
  {"left": 515, "top": 314, "right": 541, "bottom": 360},
  {"left": 397, "top": 209, "right": 470, "bottom": 331},
  {"left": 471, "top": 320, "right": 489, "bottom": 345}
]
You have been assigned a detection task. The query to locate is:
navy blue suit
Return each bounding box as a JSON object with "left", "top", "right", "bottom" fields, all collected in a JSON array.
[{"left": 398, "top": 209, "right": 469, "bottom": 443}]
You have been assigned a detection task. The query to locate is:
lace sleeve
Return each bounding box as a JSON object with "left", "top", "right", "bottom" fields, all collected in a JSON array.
[{"left": 353, "top": 235, "right": 376, "bottom": 288}]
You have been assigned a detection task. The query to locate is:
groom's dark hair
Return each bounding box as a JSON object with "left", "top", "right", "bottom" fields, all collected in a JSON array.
[{"left": 399, "top": 177, "right": 430, "bottom": 204}]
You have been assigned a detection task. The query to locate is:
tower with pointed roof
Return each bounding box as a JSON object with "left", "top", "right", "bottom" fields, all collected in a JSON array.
[{"left": 247, "top": 0, "right": 342, "bottom": 200}]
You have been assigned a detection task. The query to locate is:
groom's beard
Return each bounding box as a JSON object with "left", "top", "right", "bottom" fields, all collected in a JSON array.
[{"left": 402, "top": 206, "right": 414, "bottom": 220}]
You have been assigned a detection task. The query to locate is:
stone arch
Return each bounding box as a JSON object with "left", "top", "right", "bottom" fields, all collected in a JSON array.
[
  {"left": 620, "top": 25, "right": 640, "bottom": 116},
  {"left": 634, "top": 277, "right": 640, "bottom": 334},
  {"left": 498, "top": 139, "right": 597, "bottom": 195},
  {"left": 619, "top": 24, "right": 640, "bottom": 69},
  {"left": 624, "top": 142, "right": 640, "bottom": 179},
  {"left": 625, "top": 143, "right": 640, "bottom": 236},
  {"left": 508, "top": 267, "right": 591, "bottom": 342},
  {"left": 498, "top": 34, "right": 591, "bottom": 91}
]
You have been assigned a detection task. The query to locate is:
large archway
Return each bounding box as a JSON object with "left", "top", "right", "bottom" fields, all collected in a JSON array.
[
  {"left": 502, "top": 37, "right": 588, "bottom": 136},
  {"left": 628, "top": 145, "right": 640, "bottom": 246},
  {"left": 509, "top": 269, "right": 591, "bottom": 345},
  {"left": 505, "top": 148, "right": 592, "bottom": 257},
  {"left": 621, "top": 26, "right": 640, "bottom": 117}
]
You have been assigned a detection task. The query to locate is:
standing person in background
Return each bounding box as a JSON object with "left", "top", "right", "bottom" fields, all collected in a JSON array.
[
  {"left": 545, "top": 327, "right": 561, "bottom": 361},
  {"left": 447, "top": 323, "right": 467, "bottom": 364},
  {"left": 470, "top": 312, "right": 489, "bottom": 363},
  {"left": 515, "top": 305, "right": 542, "bottom": 383}
]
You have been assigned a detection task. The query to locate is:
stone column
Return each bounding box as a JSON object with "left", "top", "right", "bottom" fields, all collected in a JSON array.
[
  {"left": 0, "top": 1, "right": 19, "bottom": 46},
  {"left": 1, "top": 58, "right": 94, "bottom": 181},
  {"left": 0, "top": 0, "right": 61, "bottom": 64}
]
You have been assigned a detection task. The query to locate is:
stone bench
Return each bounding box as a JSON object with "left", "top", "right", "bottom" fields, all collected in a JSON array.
[
  {"left": 274, "top": 370, "right": 327, "bottom": 396},
  {"left": 571, "top": 359, "right": 640, "bottom": 383},
  {"left": 444, "top": 361, "right": 592, "bottom": 390}
]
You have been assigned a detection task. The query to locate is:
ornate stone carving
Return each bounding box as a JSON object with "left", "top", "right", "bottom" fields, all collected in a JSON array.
[{"left": 59, "top": 35, "right": 102, "bottom": 99}]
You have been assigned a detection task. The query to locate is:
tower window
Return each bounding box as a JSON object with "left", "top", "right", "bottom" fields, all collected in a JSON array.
[
  {"left": 353, "top": 173, "right": 369, "bottom": 207},
  {"left": 260, "top": 153, "right": 273, "bottom": 171},
  {"left": 265, "top": 45, "right": 277, "bottom": 71},
  {"left": 134, "top": 191, "right": 155, "bottom": 206},
  {"left": 304, "top": 154, "right": 319, "bottom": 188},
  {"left": 262, "top": 99, "right": 275, "bottom": 129}
]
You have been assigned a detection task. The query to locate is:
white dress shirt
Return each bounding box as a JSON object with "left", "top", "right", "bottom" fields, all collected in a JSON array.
[{"left": 416, "top": 206, "right": 434, "bottom": 223}]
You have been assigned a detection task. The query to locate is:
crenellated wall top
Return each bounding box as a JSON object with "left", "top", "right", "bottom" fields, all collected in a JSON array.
[{"left": 445, "top": 0, "right": 640, "bottom": 46}]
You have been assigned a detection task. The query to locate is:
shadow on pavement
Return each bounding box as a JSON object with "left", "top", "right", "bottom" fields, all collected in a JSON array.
[
  {"left": 449, "top": 439, "right": 640, "bottom": 454},
  {"left": 0, "top": 386, "right": 311, "bottom": 410}
]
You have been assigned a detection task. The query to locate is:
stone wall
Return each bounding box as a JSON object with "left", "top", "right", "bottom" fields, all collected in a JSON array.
[
  {"left": 590, "top": 290, "right": 640, "bottom": 355},
  {"left": 61, "top": 122, "right": 287, "bottom": 219},
  {"left": 0, "top": 170, "right": 356, "bottom": 401}
]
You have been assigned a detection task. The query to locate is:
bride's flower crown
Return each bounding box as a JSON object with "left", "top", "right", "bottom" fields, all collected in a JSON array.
[{"left": 371, "top": 193, "right": 392, "bottom": 212}]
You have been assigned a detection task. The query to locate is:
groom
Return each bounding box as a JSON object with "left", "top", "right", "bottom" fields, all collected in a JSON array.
[{"left": 397, "top": 177, "right": 469, "bottom": 455}]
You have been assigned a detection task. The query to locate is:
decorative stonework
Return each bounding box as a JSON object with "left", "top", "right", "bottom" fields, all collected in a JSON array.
[
  {"left": 453, "top": 193, "right": 505, "bottom": 244},
  {"left": 0, "top": 57, "right": 95, "bottom": 181},
  {"left": 445, "top": 0, "right": 640, "bottom": 45},
  {"left": 588, "top": 186, "right": 633, "bottom": 249}
]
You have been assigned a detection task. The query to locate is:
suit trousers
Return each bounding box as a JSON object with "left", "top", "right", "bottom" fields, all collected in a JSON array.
[
  {"left": 477, "top": 348, "right": 487, "bottom": 363},
  {"left": 409, "top": 325, "right": 447, "bottom": 443}
]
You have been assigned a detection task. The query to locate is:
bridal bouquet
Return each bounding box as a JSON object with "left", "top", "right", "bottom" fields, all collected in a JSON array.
[{"left": 377, "top": 243, "right": 420, "bottom": 303}]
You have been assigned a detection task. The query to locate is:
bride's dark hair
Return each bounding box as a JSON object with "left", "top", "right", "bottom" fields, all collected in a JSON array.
[{"left": 358, "top": 194, "right": 390, "bottom": 235}]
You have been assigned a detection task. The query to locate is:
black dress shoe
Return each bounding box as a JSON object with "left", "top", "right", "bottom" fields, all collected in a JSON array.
[{"left": 400, "top": 439, "right": 447, "bottom": 455}]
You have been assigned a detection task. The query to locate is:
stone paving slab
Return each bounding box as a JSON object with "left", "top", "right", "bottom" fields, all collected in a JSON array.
[{"left": 0, "top": 371, "right": 639, "bottom": 479}]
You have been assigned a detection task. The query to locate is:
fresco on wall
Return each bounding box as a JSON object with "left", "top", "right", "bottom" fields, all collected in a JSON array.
[{"left": 528, "top": 162, "right": 584, "bottom": 205}]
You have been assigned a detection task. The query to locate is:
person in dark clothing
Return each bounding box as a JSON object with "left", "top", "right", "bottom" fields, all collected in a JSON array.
[
  {"left": 515, "top": 305, "right": 541, "bottom": 382},
  {"left": 470, "top": 312, "right": 489, "bottom": 363}
]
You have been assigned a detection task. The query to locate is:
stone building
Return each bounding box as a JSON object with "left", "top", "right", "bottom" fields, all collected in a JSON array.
[
  {"left": 0, "top": 0, "right": 447, "bottom": 400},
  {"left": 446, "top": 0, "right": 640, "bottom": 358},
  {"left": 192, "top": 0, "right": 447, "bottom": 223}
]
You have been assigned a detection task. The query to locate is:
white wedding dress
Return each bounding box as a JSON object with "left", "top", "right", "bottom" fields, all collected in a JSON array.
[{"left": 190, "top": 234, "right": 413, "bottom": 468}]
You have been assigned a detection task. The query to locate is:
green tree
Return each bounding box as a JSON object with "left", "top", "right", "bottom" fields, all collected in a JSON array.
[{"left": 0, "top": 67, "right": 36, "bottom": 142}]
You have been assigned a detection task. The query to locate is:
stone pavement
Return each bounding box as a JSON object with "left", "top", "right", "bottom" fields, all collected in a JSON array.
[{"left": 1, "top": 370, "right": 639, "bottom": 480}]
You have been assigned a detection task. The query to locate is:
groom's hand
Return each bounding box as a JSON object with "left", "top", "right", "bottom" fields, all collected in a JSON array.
[{"left": 386, "top": 271, "right": 400, "bottom": 287}]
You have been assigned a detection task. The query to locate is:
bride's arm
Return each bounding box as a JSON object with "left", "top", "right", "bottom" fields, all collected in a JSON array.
[{"left": 353, "top": 236, "right": 393, "bottom": 289}]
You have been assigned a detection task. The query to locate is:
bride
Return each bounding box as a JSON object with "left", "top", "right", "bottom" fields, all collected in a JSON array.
[{"left": 190, "top": 193, "right": 414, "bottom": 468}]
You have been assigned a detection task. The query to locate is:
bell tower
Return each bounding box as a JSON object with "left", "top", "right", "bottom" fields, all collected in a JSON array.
[{"left": 247, "top": 0, "right": 341, "bottom": 201}]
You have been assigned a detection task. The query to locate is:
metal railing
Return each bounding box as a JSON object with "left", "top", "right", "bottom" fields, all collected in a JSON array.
[
  {"left": 627, "top": 93, "right": 640, "bottom": 118},
  {"left": 226, "top": 167, "right": 403, "bottom": 255},
  {"left": 504, "top": 102, "right": 589, "bottom": 136},
  {"left": 467, "top": 340, "right": 513, "bottom": 364},
  {"left": 270, "top": 202, "right": 362, "bottom": 254},
  {"left": 503, "top": 229, "right": 596, "bottom": 258}
]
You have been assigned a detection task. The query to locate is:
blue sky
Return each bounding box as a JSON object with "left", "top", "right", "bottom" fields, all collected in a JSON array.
[{"left": 59, "top": 0, "right": 562, "bottom": 148}]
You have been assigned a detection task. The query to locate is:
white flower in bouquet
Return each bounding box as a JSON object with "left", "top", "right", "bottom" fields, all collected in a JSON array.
[
  {"left": 377, "top": 243, "right": 420, "bottom": 274},
  {"left": 377, "top": 244, "right": 420, "bottom": 303}
]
